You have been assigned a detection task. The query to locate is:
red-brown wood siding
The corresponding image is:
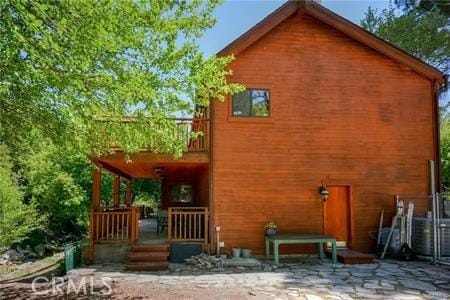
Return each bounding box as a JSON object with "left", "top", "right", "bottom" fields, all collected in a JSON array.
[
  {"left": 161, "top": 165, "right": 209, "bottom": 209},
  {"left": 212, "top": 13, "right": 436, "bottom": 254}
]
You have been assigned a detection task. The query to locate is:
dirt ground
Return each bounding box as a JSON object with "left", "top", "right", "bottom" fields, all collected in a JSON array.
[
  {"left": 2, "top": 254, "right": 450, "bottom": 299},
  {"left": 1, "top": 279, "right": 267, "bottom": 299}
]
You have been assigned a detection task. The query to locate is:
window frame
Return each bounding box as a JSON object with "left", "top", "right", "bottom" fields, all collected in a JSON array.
[{"left": 231, "top": 88, "right": 271, "bottom": 118}]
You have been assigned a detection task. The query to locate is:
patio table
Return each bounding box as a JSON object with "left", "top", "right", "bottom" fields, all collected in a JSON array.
[{"left": 265, "top": 233, "right": 337, "bottom": 266}]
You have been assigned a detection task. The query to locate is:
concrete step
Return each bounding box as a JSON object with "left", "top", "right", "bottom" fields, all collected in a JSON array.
[
  {"left": 126, "top": 261, "right": 169, "bottom": 271},
  {"left": 130, "top": 244, "right": 170, "bottom": 253},
  {"left": 128, "top": 252, "right": 169, "bottom": 262}
]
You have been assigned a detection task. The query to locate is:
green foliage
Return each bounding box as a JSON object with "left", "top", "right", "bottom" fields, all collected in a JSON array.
[
  {"left": 0, "top": 145, "right": 41, "bottom": 249},
  {"left": 0, "top": 0, "right": 243, "bottom": 158},
  {"left": 393, "top": 0, "right": 450, "bottom": 17},
  {"left": 442, "top": 115, "right": 450, "bottom": 185},
  {"left": 133, "top": 192, "right": 160, "bottom": 209},
  {"left": 20, "top": 136, "right": 92, "bottom": 238},
  {"left": 361, "top": 3, "right": 450, "bottom": 73},
  {"left": 132, "top": 179, "right": 161, "bottom": 209}
]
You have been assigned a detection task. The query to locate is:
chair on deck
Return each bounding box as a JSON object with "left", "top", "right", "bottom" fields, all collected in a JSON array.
[{"left": 156, "top": 210, "right": 168, "bottom": 235}]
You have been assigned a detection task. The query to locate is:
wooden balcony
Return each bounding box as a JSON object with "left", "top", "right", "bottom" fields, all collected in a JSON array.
[
  {"left": 94, "top": 117, "right": 210, "bottom": 177},
  {"left": 175, "top": 118, "right": 209, "bottom": 153}
]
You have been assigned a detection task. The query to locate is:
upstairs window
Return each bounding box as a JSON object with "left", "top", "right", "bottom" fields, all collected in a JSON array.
[{"left": 232, "top": 89, "right": 270, "bottom": 117}]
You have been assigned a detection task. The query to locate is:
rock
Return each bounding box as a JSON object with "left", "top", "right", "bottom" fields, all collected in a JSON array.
[
  {"left": 3, "top": 249, "right": 22, "bottom": 262},
  {"left": 305, "top": 295, "right": 323, "bottom": 300},
  {"left": 399, "top": 279, "right": 437, "bottom": 291},
  {"left": 34, "top": 244, "right": 45, "bottom": 257},
  {"left": 185, "top": 254, "right": 224, "bottom": 270}
]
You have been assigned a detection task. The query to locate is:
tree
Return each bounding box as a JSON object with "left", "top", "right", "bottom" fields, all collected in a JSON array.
[
  {"left": 394, "top": 0, "right": 450, "bottom": 17},
  {"left": 0, "top": 0, "right": 243, "bottom": 158},
  {"left": 441, "top": 115, "right": 450, "bottom": 187},
  {"left": 0, "top": 145, "right": 41, "bottom": 249},
  {"left": 361, "top": 3, "right": 449, "bottom": 74},
  {"left": 19, "top": 136, "right": 92, "bottom": 239}
]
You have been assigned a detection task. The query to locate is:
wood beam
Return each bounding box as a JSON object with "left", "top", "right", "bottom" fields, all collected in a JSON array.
[
  {"left": 97, "top": 161, "right": 132, "bottom": 181},
  {"left": 113, "top": 176, "right": 120, "bottom": 207},
  {"left": 126, "top": 181, "right": 132, "bottom": 206},
  {"left": 92, "top": 168, "right": 101, "bottom": 208},
  {"left": 98, "top": 152, "right": 209, "bottom": 164}
]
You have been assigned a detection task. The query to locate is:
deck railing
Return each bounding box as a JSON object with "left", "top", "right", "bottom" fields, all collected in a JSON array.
[
  {"left": 168, "top": 207, "right": 209, "bottom": 248},
  {"left": 90, "top": 207, "right": 140, "bottom": 243},
  {"left": 103, "top": 116, "right": 210, "bottom": 153},
  {"left": 175, "top": 118, "right": 209, "bottom": 152}
]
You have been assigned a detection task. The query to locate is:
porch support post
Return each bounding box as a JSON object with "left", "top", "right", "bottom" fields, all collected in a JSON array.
[
  {"left": 92, "top": 168, "right": 102, "bottom": 208},
  {"left": 126, "top": 181, "right": 132, "bottom": 206},
  {"left": 113, "top": 175, "right": 120, "bottom": 207}
]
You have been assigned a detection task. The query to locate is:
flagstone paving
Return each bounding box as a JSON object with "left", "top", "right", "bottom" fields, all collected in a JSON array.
[{"left": 68, "top": 258, "right": 450, "bottom": 299}]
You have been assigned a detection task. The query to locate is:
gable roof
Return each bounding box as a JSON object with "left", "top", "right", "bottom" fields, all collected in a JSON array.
[{"left": 218, "top": 0, "right": 445, "bottom": 82}]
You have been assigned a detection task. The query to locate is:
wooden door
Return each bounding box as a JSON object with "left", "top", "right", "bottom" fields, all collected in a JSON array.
[{"left": 323, "top": 186, "right": 352, "bottom": 247}]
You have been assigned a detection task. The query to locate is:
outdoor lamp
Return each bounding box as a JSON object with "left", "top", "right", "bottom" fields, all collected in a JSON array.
[
  {"left": 154, "top": 167, "right": 164, "bottom": 174},
  {"left": 319, "top": 182, "right": 329, "bottom": 201}
]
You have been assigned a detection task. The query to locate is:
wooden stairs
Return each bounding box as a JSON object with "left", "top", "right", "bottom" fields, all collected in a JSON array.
[
  {"left": 327, "top": 249, "right": 375, "bottom": 264},
  {"left": 126, "top": 243, "right": 170, "bottom": 271}
]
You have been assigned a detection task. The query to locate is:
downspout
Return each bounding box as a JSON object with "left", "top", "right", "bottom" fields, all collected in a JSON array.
[
  {"left": 208, "top": 100, "right": 215, "bottom": 254},
  {"left": 432, "top": 76, "right": 446, "bottom": 194}
]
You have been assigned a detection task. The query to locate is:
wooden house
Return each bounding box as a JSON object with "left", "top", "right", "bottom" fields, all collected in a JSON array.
[{"left": 89, "top": 1, "right": 446, "bottom": 269}]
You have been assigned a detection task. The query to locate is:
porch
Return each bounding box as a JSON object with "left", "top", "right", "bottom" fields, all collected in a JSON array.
[
  {"left": 89, "top": 207, "right": 209, "bottom": 246},
  {"left": 88, "top": 117, "right": 211, "bottom": 265}
]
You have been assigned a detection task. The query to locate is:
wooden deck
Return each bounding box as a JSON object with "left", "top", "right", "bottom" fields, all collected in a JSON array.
[{"left": 327, "top": 249, "right": 375, "bottom": 264}]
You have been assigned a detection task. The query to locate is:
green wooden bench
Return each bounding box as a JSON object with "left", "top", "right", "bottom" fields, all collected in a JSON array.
[{"left": 265, "top": 233, "right": 337, "bottom": 266}]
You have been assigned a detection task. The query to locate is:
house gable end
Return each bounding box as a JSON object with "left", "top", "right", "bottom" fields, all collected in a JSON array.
[{"left": 218, "top": 0, "right": 444, "bottom": 82}]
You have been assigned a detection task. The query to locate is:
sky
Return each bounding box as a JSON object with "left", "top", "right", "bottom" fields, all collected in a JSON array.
[{"left": 199, "top": 0, "right": 391, "bottom": 56}]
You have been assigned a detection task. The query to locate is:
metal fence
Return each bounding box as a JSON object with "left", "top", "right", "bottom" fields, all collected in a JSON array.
[{"left": 63, "top": 241, "right": 84, "bottom": 273}]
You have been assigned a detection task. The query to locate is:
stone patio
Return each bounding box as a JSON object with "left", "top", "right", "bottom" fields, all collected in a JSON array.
[{"left": 66, "top": 257, "right": 450, "bottom": 299}]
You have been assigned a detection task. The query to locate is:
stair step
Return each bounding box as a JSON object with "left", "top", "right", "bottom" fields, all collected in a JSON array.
[
  {"left": 328, "top": 249, "right": 375, "bottom": 264},
  {"left": 128, "top": 252, "right": 169, "bottom": 262},
  {"left": 126, "top": 261, "right": 169, "bottom": 271},
  {"left": 131, "top": 244, "right": 170, "bottom": 253}
]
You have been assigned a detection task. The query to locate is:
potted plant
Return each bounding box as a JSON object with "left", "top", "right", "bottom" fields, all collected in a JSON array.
[{"left": 265, "top": 221, "right": 277, "bottom": 236}]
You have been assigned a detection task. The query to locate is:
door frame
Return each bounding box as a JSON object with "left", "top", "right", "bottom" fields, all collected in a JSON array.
[{"left": 322, "top": 184, "right": 355, "bottom": 249}]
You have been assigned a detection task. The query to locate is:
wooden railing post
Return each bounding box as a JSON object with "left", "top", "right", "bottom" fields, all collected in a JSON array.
[
  {"left": 168, "top": 208, "right": 173, "bottom": 242},
  {"left": 204, "top": 208, "right": 209, "bottom": 250},
  {"left": 130, "top": 207, "right": 136, "bottom": 243},
  {"left": 135, "top": 207, "right": 140, "bottom": 241},
  {"left": 113, "top": 176, "right": 120, "bottom": 207},
  {"left": 126, "top": 181, "right": 132, "bottom": 206}
]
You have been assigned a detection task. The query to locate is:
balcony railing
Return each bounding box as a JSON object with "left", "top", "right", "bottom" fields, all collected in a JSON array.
[
  {"left": 168, "top": 207, "right": 209, "bottom": 249},
  {"left": 175, "top": 118, "right": 209, "bottom": 152},
  {"left": 90, "top": 207, "right": 140, "bottom": 243},
  {"left": 98, "top": 116, "right": 210, "bottom": 153}
]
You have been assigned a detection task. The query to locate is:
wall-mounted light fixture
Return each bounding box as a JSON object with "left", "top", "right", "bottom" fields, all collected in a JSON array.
[
  {"left": 319, "top": 181, "right": 329, "bottom": 201},
  {"left": 154, "top": 167, "right": 164, "bottom": 174}
]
